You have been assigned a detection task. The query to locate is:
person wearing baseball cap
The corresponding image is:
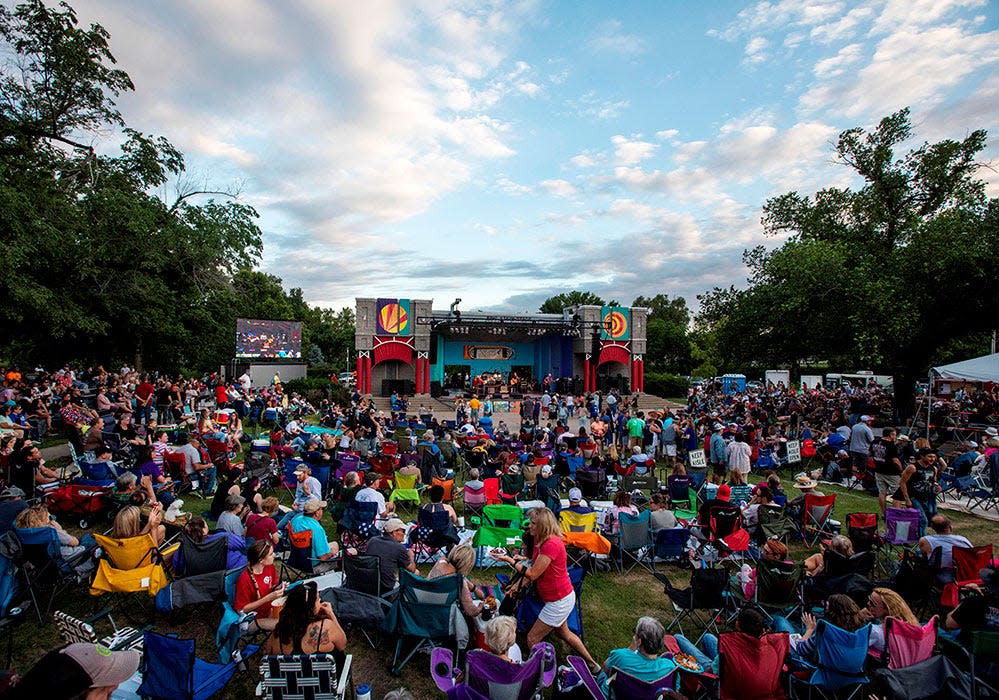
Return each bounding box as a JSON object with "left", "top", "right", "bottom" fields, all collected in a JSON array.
[
  {"left": 364, "top": 517, "right": 417, "bottom": 594},
  {"left": 276, "top": 464, "right": 323, "bottom": 532},
  {"left": 565, "top": 487, "right": 593, "bottom": 515},
  {"left": 287, "top": 498, "right": 340, "bottom": 573},
  {"left": 5, "top": 642, "right": 140, "bottom": 698},
  {"left": 694, "top": 483, "right": 732, "bottom": 540},
  {"left": 945, "top": 563, "right": 998, "bottom": 645}
]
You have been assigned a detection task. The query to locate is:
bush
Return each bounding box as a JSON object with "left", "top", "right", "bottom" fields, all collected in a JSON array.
[
  {"left": 643, "top": 372, "right": 688, "bottom": 398},
  {"left": 283, "top": 377, "right": 350, "bottom": 407}
]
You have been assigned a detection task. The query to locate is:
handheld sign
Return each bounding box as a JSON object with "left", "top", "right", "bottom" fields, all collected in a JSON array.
[
  {"left": 689, "top": 449, "right": 707, "bottom": 469},
  {"left": 786, "top": 440, "right": 801, "bottom": 464}
]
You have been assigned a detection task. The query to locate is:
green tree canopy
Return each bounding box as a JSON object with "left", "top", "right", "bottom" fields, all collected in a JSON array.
[
  {"left": 695, "top": 108, "right": 999, "bottom": 412},
  {"left": 538, "top": 291, "right": 612, "bottom": 313},
  {"left": 0, "top": 0, "right": 266, "bottom": 371}
]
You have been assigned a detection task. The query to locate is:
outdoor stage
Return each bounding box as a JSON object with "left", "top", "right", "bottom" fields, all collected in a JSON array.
[{"left": 354, "top": 298, "right": 650, "bottom": 397}]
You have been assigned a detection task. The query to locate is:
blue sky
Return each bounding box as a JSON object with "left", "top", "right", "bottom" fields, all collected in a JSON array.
[{"left": 71, "top": 0, "right": 999, "bottom": 313}]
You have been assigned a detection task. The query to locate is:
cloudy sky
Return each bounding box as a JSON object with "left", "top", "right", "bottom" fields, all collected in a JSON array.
[{"left": 71, "top": 0, "right": 999, "bottom": 314}]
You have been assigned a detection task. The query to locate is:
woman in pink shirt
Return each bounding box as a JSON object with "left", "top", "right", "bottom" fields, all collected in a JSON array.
[{"left": 493, "top": 507, "right": 600, "bottom": 673}]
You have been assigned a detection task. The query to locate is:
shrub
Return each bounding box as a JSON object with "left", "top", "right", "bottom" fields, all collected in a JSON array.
[
  {"left": 283, "top": 377, "right": 350, "bottom": 407},
  {"left": 643, "top": 372, "right": 688, "bottom": 398}
]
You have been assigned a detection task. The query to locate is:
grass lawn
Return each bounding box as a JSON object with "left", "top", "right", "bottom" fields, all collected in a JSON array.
[{"left": 6, "top": 441, "right": 996, "bottom": 698}]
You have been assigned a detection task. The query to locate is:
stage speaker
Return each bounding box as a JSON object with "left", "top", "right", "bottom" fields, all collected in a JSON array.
[{"left": 430, "top": 381, "right": 442, "bottom": 398}]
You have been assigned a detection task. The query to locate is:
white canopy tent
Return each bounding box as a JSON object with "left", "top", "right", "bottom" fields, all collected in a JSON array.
[
  {"left": 932, "top": 352, "right": 999, "bottom": 383},
  {"left": 927, "top": 352, "right": 999, "bottom": 439}
]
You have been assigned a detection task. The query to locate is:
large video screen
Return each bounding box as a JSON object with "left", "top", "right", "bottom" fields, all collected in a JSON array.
[{"left": 235, "top": 318, "right": 302, "bottom": 359}]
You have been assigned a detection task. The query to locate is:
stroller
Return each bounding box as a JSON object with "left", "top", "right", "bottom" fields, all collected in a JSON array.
[{"left": 46, "top": 483, "right": 113, "bottom": 529}]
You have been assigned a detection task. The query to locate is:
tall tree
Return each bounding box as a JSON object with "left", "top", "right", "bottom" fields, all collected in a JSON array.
[
  {"left": 0, "top": 0, "right": 262, "bottom": 371},
  {"left": 696, "top": 109, "right": 999, "bottom": 414}
]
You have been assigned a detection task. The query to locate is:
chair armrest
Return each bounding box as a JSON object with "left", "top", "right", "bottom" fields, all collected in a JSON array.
[
  {"left": 336, "top": 654, "right": 352, "bottom": 700},
  {"left": 83, "top": 608, "right": 114, "bottom": 627}
]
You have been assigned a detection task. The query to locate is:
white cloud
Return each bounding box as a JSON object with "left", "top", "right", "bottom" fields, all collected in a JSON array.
[
  {"left": 572, "top": 91, "right": 630, "bottom": 120},
  {"left": 588, "top": 19, "right": 647, "bottom": 55},
  {"left": 744, "top": 36, "right": 770, "bottom": 64},
  {"left": 570, "top": 153, "right": 597, "bottom": 168},
  {"left": 656, "top": 129, "right": 679, "bottom": 140},
  {"left": 495, "top": 176, "right": 531, "bottom": 195},
  {"left": 540, "top": 178, "right": 578, "bottom": 197},
  {"left": 611, "top": 135, "right": 658, "bottom": 165},
  {"left": 800, "top": 25, "right": 999, "bottom": 118},
  {"left": 812, "top": 43, "right": 863, "bottom": 79}
]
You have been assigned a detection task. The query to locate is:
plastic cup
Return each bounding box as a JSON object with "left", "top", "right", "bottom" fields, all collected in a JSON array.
[{"left": 270, "top": 596, "right": 286, "bottom": 619}]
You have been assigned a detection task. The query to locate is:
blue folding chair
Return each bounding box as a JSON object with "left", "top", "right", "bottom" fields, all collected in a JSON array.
[
  {"left": 138, "top": 629, "right": 257, "bottom": 700},
  {"left": 654, "top": 527, "right": 690, "bottom": 569},
  {"left": 790, "top": 620, "right": 871, "bottom": 699}
]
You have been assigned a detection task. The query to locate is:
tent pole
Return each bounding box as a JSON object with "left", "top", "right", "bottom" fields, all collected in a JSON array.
[{"left": 927, "top": 371, "right": 932, "bottom": 442}]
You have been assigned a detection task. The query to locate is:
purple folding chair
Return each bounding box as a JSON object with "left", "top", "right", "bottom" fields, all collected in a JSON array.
[
  {"left": 336, "top": 452, "right": 361, "bottom": 477},
  {"left": 432, "top": 643, "right": 556, "bottom": 700},
  {"left": 880, "top": 507, "right": 921, "bottom": 576},
  {"left": 567, "top": 655, "right": 678, "bottom": 700}
]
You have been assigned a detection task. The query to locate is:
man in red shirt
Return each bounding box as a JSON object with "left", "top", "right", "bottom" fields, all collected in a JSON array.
[{"left": 135, "top": 375, "right": 156, "bottom": 424}]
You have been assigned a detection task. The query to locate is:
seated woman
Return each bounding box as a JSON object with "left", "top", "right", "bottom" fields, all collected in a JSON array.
[
  {"left": 210, "top": 470, "right": 243, "bottom": 520},
  {"left": 15, "top": 504, "right": 97, "bottom": 573},
  {"left": 737, "top": 538, "right": 790, "bottom": 598},
  {"left": 428, "top": 543, "right": 482, "bottom": 618},
  {"left": 263, "top": 580, "right": 346, "bottom": 655},
  {"left": 647, "top": 493, "right": 677, "bottom": 531},
  {"left": 234, "top": 540, "right": 286, "bottom": 632},
  {"left": 112, "top": 504, "right": 166, "bottom": 546},
  {"left": 483, "top": 615, "right": 523, "bottom": 663},
  {"left": 804, "top": 534, "right": 853, "bottom": 577},
  {"left": 241, "top": 476, "right": 264, "bottom": 514},
  {"left": 226, "top": 412, "right": 243, "bottom": 450},
  {"left": 863, "top": 587, "right": 919, "bottom": 653},
  {"left": 600, "top": 616, "right": 676, "bottom": 694},
  {"left": 604, "top": 491, "right": 639, "bottom": 536},
  {"left": 781, "top": 594, "right": 867, "bottom": 664},
  {"left": 172, "top": 516, "right": 246, "bottom": 575}
]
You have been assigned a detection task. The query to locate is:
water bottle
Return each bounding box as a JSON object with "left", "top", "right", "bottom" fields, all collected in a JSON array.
[{"left": 356, "top": 684, "right": 371, "bottom": 700}]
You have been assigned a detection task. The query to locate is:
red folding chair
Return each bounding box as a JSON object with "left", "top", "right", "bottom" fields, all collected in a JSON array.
[
  {"left": 483, "top": 477, "right": 502, "bottom": 505},
  {"left": 953, "top": 544, "right": 994, "bottom": 587},
  {"left": 708, "top": 504, "right": 750, "bottom": 553},
  {"left": 802, "top": 493, "right": 837, "bottom": 546},
  {"left": 845, "top": 512, "right": 878, "bottom": 553}
]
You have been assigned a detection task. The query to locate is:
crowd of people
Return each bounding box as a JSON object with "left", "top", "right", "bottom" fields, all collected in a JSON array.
[{"left": 0, "top": 362, "right": 995, "bottom": 698}]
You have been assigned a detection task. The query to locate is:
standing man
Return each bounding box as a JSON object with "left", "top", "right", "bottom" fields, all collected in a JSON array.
[
  {"left": 627, "top": 411, "right": 646, "bottom": 450},
  {"left": 848, "top": 414, "right": 875, "bottom": 481},
  {"left": 134, "top": 375, "right": 155, "bottom": 425},
  {"left": 871, "top": 428, "right": 902, "bottom": 512},
  {"left": 709, "top": 425, "right": 728, "bottom": 485}
]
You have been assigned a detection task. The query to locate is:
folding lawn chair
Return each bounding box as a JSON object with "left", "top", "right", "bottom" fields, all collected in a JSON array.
[
  {"left": 138, "top": 629, "right": 258, "bottom": 700},
  {"left": 388, "top": 471, "right": 422, "bottom": 518},
  {"left": 473, "top": 504, "right": 525, "bottom": 550},
  {"left": 672, "top": 486, "right": 698, "bottom": 522},
  {"left": 54, "top": 608, "right": 145, "bottom": 651},
  {"left": 845, "top": 512, "right": 878, "bottom": 553},
  {"left": 878, "top": 507, "right": 922, "bottom": 577},
  {"left": 462, "top": 483, "right": 487, "bottom": 522},
  {"left": 757, "top": 503, "right": 797, "bottom": 543},
  {"left": 707, "top": 504, "right": 750, "bottom": 556},
  {"left": 174, "top": 533, "right": 229, "bottom": 577},
  {"left": 431, "top": 642, "right": 556, "bottom": 700},
  {"left": 337, "top": 500, "right": 379, "bottom": 554},
  {"left": 801, "top": 493, "right": 836, "bottom": 547},
  {"left": 939, "top": 629, "right": 999, "bottom": 700},
  {"left": 409, "top": 507, "right": 459, "bottom": 564},
  {"left": 872, "top": 655, "right": 974, "bottom": 700},
  {"left": 657, "top": 566, "right": 728, "bottom": 643},
  {"left": 560, "top": 510, "right": 608, "bottom": 570},
  {"left": 11, "top": 526, "right": 91, "bottom": 623},
  {"left": 90, "top": 532, "right": 176, "bottom": 606},
  {"left": 565, "top": 654, "right": 678, "bottom": 700},
  {"left": 716, "top": 630, "right": 790, "bottom": 700},
  {"left": 382, "top": 569, "right": 462, "bottom": 676},
  {"left": 789, "top": 620, "right": 871, "bottom": 700},
  {"left": 747, "top": 559, "right": 803, "bottom": 624},
  {"left": 621, "top": 473, "right": 659, "bottom": 496},
  {"left": 258, "top": 652, "right": 353, "bottom": 700},
  {"left": 611, "top": 509, "right": 654, "bottom": 573},
  {"left": 880, "top": 615, "right": 937, "bottom": 671},
  {"left": 653, "top": 527, "right": 690, "bottom": 569},
  {"left": 576, "top": 467, "right": 607, "bottom": 502}
]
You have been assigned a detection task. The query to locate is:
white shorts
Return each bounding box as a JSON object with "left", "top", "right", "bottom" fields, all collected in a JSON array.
[
  {"left": 665, "top": 444, "right": 677, "bottom": 457},
  {"left": 538, "top": 590, "right": 576, "bottom": 627}
]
